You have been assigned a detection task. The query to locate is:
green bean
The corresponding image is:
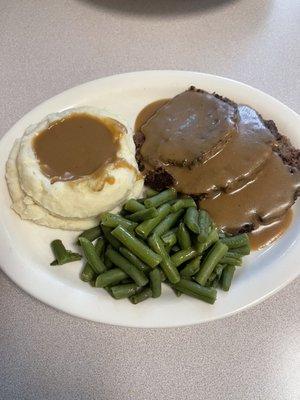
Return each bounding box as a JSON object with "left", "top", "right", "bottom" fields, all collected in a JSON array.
[
  {"left": 226, "top": 251, "right": 246, "bottom": 259},
  {"left": 171, "top": 248, "right": 198, "bottom": 268},
  {"left": 119, "top": 247, "right": 151, "bottom": 273},
  {"left": 220, "top": 256, "right": 242, "bottom": 266},
  {"left": 95, "top": 268, "right": 127, "bottom": 288},
  {"left": 136, "top": 203, "right": 172, "bottom": 239},
  {"left": 90, "top": 236, "right": 108, "bottom": 269},
  {"left": 205, "top": 280, "right": 213, "bottom": 288},
  {"left": 77, "top": 226, "right": 102, "bottom": 245},
  {"left": 194, "top": 229, "right": 219, "bottom": 253},
  {"left": 177, "top": 222, "right": 191, "bottom": 250},
  {"left": 171, "top": 197, "right": 196, "bottom": 212},
  {"left": 153, "top": 209, "right": 184, "bottom": 237},
  {"left": 230, "top": 245, "right": 251, "bottom": 256},
  {"left": 220, "top": 233, "right": 250, "bottom": 249},
  {"left": 79, "top": 237, "right": 106, "bottom": 274},
  {"left": 124, "top": 199, "right": 145, "bottom": 213},
  {"left": 149, "top": 268, "right": 162, "bottom": 298},
  {"left": 104, "top": 253, "right": 114, "bottom": 269},
  {"left": 106, "top": 247, "right": 149, "bottom": 286},
  {"left": 211, "top": 278, "right": 220, "bottom": 288},
  {"left": 195, "top": 241, "right": 228, "bottom": 286},
  {"left": 205, "top": 263, "right": 224, "bottom": 284},
  {"left": 207, "top": 273, "right": 221, "bottom": 289},
  {"left": 65, "top": 252, "right": 82, "bottom": 263},
  {"left": 162, "top": 227, "right": 178, "bottom": 236},
  {"left": 121, "top": 277, "right": 133, "bottom": 284},
  {"left": 215, "top": 264, "right": 226, "bottom": 278},
  {"left": 80, "top": 262, "right": 95, "bottom": 282},
  {"left": 184, "top": 207, "right": 200, "bottom": 234},
  {"left": 221, "top": 265, "right": 236, "bottom": 291},
  {"left": 144, "top": 188, "right": 177, "bottom": 209},
  {"left": 209, "top": 262, "right": 226, "bottom": 282},
  {"left": 129, "top": 287, "right": 153, "bottom": 304},
  {"left": 148, "top": 235, "right": 180, "bottom": 284},
  {"left": 145, "top": 188, "right": 159, "bottom": 198},
  {"left": 111, "top": 226, "right": 161, "bottom": 268},
  {"left": 101, "top": 212, "right": 138, "bottom": 231},
  {"left": 101, "top": 226, "right": 122, "bottom": 249},
  {"left": 161, "top": 231, "right": 178, "bottom": 247},
  {"left": 173, "top": 279, "right": 217, "bottom": 304},
  {"left": 127, "top": 207, "right": 158, "bottom": 222},
  {"left": 95, "top": 237, "right": 105, "bottom": 258},
  {"left": 50, "top": 240, "right": 82, "bottom": 265},
  {"left": 50, "top": 253, "right": 82, "bottom": 266},
  {"left": 50, "top": 240, "right": 69, "bottom": 264},
  {"left": 111, "top": 283, "right": 141, "bottom": 299},
  {"left": 197, "top": 210, "right": 212, "bottom": 243},
  {"left": 180, "top": 256, "right": 201, "bottom": 278}
]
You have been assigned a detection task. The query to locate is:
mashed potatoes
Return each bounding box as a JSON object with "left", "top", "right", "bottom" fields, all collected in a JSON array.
[{"left": 6, "top": 107, "right": 144, "bottom": 230}]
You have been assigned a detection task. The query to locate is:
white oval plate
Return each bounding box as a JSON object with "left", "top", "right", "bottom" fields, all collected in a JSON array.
[{"left": 0, "top": 71, "right": 299, "bottom": 328}]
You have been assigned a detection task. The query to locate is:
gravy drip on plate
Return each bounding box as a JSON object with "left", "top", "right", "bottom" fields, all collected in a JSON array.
[
  {"left": 248, "top": 209, "right": 293, "bottom": 250},
  {"left": 33, "top": 113, "right": 121, "bottom": 183}
]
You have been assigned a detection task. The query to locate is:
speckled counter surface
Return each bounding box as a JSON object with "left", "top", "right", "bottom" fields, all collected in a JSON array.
[{"left": 0, "top": 1, "right": 299, "bottom": 399}]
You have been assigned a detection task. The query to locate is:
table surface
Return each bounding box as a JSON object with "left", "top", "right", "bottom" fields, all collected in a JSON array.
[{"left": 1, "top": 1, "right": 299, "bottom": 399}]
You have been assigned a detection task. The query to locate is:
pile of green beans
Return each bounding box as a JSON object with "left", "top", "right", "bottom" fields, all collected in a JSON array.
[{"left": 49, "top": 188, "right": 251, "bottom": 305}]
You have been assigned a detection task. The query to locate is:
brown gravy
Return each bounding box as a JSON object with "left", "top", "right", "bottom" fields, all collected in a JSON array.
[
  {"left": 140, "top": 90, "right": 236, "bottom": 167},
  {"left": 33, "top": 113, "right": 121, "bottom": 183},
  {"left": 249, "top": 209, "right": 293, "bottom": 250},
  {"left": 165, "top": 105, "right": 275, "bottom": 195},
  {"left": 135, "top": 99, "right": 169, "bottom": 132},
  {"left": 200, "top": 153, "right": 299, "bottom": 233}
]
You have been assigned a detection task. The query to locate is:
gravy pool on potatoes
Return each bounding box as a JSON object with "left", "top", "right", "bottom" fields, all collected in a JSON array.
[{"left": 33, "top": 113, "right": 121, "bottom": 183}]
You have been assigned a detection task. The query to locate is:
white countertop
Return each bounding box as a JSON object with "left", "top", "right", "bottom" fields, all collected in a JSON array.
[{"left": 1, "top": 1, "right": 299, "bottom": 399}]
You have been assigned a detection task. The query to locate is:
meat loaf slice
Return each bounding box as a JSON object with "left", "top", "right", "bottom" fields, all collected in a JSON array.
[
  {"left": 200, "top": 153, "right": 300, "bottom": 233},
  {"left": 163, "top": 105, "right": 275, "bottom": 196},
  {"left": 139, "top": 87, "right": 237, "bottom": 168},
  {"left": 135, "top": 91, "right": 299, "bottom": 196}
]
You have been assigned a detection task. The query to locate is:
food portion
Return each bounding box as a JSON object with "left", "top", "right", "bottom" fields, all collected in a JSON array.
[
  {"left": 5, "top": 84, "right": 299, "bottom": 307},
  {"left": 201, "top": 153, "right": 300, "bottom": 233},
  {"left": 33, "top": 113, "right": 120, "bottom": 183},
  {"left": 162, "top": 105, "right": 275, "bottom": 196},
  {"left": 6, "top": 107, "right": 143, "bottom": 230},
  {"left": 51, "top": 189, "right": 251, "bottom": 305},
  {"left": 135, "top": 87, "right": 300, "bottom": 248},
  {"left": 139, "top": 89, "right": 237, "bottom": 167}
]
